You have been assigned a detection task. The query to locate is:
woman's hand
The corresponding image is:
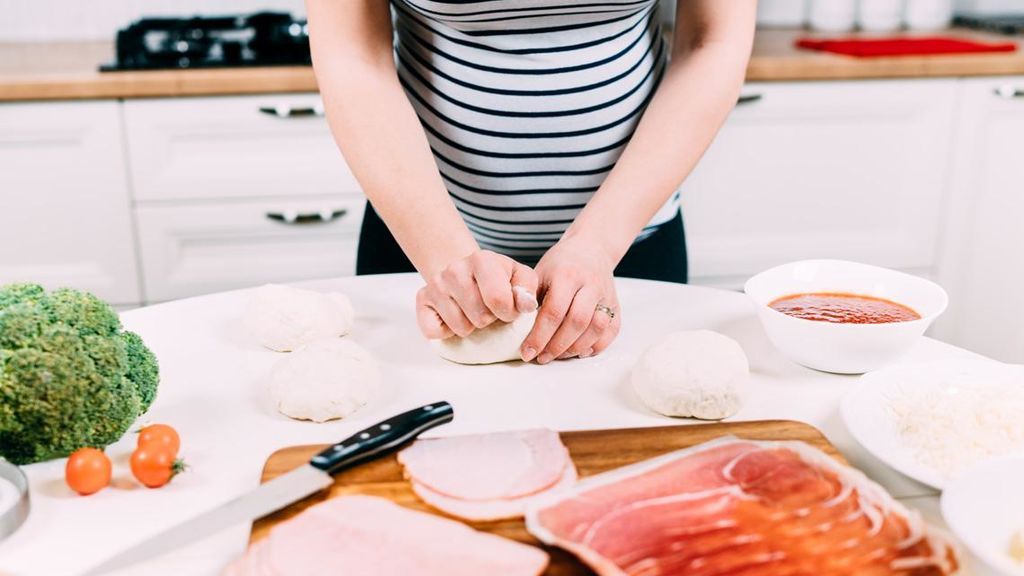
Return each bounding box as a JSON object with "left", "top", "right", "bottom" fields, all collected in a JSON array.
[
  {"left": 521, "top": 237, "right": 621, "bottom": 364},
  {"left": 417, "top": 250, "right": 539, "bottom": 340}
]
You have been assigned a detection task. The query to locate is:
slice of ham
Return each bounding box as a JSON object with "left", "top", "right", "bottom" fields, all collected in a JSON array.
[
  {"left": 224, "top": 539, "right": 274, "bottom": 576},
  {"left": 223, "top": 495, "right": 548, "bottom": 576},
  {"left": 412, "top": 459, "right": 579, "bottom": 521},
  {"left": 249, "top": 540, "right": 275, "bottom": 576},
  {"left": 525, "top": 437, "right": 958, "bottom": 576},
  {"left": 398, "top": 429, "right": 570, "bottom": 501}
]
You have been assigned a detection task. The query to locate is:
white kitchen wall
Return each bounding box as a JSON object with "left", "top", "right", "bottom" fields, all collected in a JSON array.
[{"left": 0, "top": 0, "right": 306, "bottom": 42}]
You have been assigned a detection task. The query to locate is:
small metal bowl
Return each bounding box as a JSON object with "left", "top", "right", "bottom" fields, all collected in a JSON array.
[{"left": 0, "top": 458, "right": 29, "bottom": 541}]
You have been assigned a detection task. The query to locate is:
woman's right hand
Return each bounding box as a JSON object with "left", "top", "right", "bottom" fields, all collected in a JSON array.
[{"left": 416, "top": 250, "right": 539, "bottom": 339}]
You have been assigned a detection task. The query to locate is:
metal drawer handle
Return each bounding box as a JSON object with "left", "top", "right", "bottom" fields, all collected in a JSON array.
[
  {"left": 995, "top": 86, "right": 1024, "bottom": 99},
  {"left": 266, "top": 209, "right": 347, "bottom": 224},
  {"left": 736, "top": 94, "right": 764, "bottom": 106},
  {"left": 259, "top": 103, "right": 325, "bottom": 118}
]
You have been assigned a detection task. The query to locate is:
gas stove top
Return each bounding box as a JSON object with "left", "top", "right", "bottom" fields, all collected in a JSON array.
[
  {"left": 101, "top": 12, "right": 310, "bottom": 72},
  {"left": 954, "top": 14, "right": 1024, "bottom": 36}
]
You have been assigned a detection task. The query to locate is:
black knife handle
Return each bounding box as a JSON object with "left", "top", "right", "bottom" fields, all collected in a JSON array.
[{"left": 309, "top": 402, "right": 454, "bottom": 475}]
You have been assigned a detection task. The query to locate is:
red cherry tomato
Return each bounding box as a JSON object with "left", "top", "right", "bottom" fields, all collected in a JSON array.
[
  {"left": 137, "top": 424, "right": 180, "bottom": 456},
  {"left": 66, "top": 448, "right": 112, "bottom": 496},
  {"left": 130, "top": 446, "right": 185, "bottom": 488}
]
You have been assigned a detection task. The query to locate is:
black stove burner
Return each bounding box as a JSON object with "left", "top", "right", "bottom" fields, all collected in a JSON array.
[
  {"left": 101, "top": 12, "right": 310, "bottom": 71},
  {"left": 954, "top": 14, "right": 1024, "bottom": 36}
]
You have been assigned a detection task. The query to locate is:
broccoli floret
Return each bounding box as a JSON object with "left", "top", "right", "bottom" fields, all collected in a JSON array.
[
  {"left": 0, "top": 284, "right": 160, "bottom": 464},
  {"left": 122, "top": 331, "right": 159, "bottom": 411}
]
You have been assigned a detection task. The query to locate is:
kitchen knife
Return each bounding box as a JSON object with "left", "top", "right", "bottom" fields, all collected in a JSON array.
[{"left": 82, "top": 401, "right": 454, "bottom": 576}]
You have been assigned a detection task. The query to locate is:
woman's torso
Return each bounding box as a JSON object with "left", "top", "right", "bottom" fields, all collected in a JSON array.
[{"left": 392, "top": 0, "right": 676, "bottom": 262}]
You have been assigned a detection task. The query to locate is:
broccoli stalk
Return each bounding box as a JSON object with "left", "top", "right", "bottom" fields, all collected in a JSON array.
[{"left": 0, "top": 284, "right": 160, "bottom": 464}]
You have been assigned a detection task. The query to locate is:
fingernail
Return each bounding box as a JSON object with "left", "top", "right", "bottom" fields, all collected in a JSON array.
[
  {"left": 514, "top": 286, "right": 539, "bottom": 312},
  {"left": 522, "top": 346, "right": 538, "bottom": 362},
  {"left": 579, "top": 348, "right": 593, "bottom": 358},
  {"left": 537, "top": 353, "right": 553, "bottom": 364}
]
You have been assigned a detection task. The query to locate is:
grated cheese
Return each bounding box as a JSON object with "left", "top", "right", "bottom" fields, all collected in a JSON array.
[
  {"left": 1011, "top": 529, "right": 1024, "bottom": 565},
  {"left": 887, "top": 381, "right": 1024, "bottom": 478}
]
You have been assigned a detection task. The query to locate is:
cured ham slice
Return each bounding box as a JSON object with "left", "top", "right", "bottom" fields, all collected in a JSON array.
[
  {"left": 398, "top": 429, "right": 570, "bottom": 500},
  {"left": 526, "top": 437, "right": 958, "bottom": 576},
  {"left": 223, "top": 495, "right": 548, "bottom": 576},
  {"left": 412, "top": 459, "right": 579, "bottom": 521}
]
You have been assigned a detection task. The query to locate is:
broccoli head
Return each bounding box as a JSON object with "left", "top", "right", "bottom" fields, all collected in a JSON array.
[{"left": 0, "top": 283, "right": 160, "bottom": 464}]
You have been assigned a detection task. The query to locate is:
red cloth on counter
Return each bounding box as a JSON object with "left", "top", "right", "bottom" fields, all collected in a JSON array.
[{"left": 796, "top": 37, "right": 1018, "bottom": 58}]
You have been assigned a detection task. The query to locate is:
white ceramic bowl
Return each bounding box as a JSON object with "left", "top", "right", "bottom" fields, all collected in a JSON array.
[
  {"left": 744, "top": 260, "right": 948, "bottom": 374},
  {"left": 941, "top": 456, "right": 1024, "bottom": 576}
]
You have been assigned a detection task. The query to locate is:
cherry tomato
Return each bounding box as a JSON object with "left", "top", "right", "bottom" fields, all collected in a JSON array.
[
  {"left": 137, "top": 424, "right": 180, "bottom": 456},
  {"left": 130, "top": 446, "right": 185, "bottom": 489},
  {"left": 65, "top": 448, "right": 112, "bottom": 496}
]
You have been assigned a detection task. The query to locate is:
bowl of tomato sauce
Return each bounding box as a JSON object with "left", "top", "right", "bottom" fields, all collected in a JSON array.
[{"left": 744, "top": 260, "right": 948, "bottom": 374}]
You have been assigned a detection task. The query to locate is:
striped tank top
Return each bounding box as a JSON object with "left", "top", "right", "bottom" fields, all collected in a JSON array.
[{"left": 393, "top": 0, "right": 679, "bottom": 262}]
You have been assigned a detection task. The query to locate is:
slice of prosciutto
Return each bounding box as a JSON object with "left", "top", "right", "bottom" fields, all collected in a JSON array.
[
  {"left": 223, "top": 495, "right": 548, "bottom": 576},
  {"left": 525, "top": 437, "right": 958, "bottom": 576}
]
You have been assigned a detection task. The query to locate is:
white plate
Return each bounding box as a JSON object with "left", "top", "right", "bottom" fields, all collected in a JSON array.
[
  {"left": 841, "top": 360, "right": 1024, "bottom": 489},
  {"left": 942, "top": 456, "right": 1024, "bottom": 576}
]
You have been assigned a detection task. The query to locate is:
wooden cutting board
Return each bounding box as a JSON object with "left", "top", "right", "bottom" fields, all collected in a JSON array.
[{"left": 250, "top": 420, "right": 845, "bottom": 575}]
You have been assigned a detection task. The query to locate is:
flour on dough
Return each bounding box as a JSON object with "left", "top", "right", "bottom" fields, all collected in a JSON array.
[
  {"left": 631, "top": 330, "right": 747, "bottom": 420},
  {"left": 269, "top": 338, "right": 379, "bottom": 422},
  {"left": 434, "top": 311, "right": 538, "bottom": 365},
  {"left": 245, "top": 284, "right": 354, "bottom": 352}
]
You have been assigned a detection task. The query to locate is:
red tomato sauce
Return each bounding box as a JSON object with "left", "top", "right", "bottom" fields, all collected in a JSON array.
[{"left": 769, "top": 292, "right": 921, "bottom": 324}]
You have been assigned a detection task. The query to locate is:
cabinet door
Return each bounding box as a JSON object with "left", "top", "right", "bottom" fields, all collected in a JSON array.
[
  {"left": 681, "top": 79, "right": 958, "bottom": 288},
  {"left": 135, "top": 196, "right": 365, "bottom": 302},
  {"left": 936, "top": 77, "right": 1024, "bottom": 362},
  {"left": 0, "top": 101, "right": 141, "bottom": 305},
  {"left": 123, "top": 94, "right": 361, "bottom": 202}
]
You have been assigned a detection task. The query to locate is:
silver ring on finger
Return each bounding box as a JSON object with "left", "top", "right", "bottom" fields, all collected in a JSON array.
[{"left": 595, "top": 303, "right": 616, "bottom": 320}]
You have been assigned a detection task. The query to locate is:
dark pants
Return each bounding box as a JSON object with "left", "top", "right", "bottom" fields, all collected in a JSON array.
[{"left": 356, "top": 203, "right": 688, "bottom": 284}]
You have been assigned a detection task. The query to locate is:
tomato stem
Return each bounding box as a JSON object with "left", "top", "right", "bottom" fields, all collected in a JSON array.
[{"left": 171, "top": 458, "right": 189, "bottom": 478}]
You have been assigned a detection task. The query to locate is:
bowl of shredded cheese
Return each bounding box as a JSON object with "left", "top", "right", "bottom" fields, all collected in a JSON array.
[{"left": 842, "top": 360, "right": 1024, "bottom": 489}]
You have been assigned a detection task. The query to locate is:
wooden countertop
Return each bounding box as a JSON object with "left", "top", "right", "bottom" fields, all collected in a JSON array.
[
  {"left": 0, "top": 42, "right": 317, "bottom": 102},
  {"left": 2, "top": 28, "right": 1023, "bottom": 102},
  {"left": 749, "top": 28, "right": 1024, "bottom": 81}
]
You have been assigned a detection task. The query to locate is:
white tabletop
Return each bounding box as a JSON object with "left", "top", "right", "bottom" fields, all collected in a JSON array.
[{"left": 0, "top": 274, "right": 992, "bottom": 575}]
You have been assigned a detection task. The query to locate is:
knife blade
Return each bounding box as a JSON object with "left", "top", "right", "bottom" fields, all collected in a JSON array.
[{"left": 82, "top": 401, "right": 454, "bottom": 576}]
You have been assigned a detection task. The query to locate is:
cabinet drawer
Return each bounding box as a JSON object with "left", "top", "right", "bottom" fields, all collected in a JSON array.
[
  {"left": 123, "top": 94, "right": 360, "bottom": 202},
  {"left": 682, "top": 79, "right": 958, "bottom": 282},
  {"left": 136, "top": 196, "right": 366, "bottom": 302},
  {"left": 0, "top": 101, "right": 141, "bottom": 305}
]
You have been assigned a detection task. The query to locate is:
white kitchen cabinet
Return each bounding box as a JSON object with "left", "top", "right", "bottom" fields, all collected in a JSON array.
[
  {"left": 681, "top": 79, "right": 959, "bottom": 289},
  {"left": 935, "top": 77, "right": 1024, "bottom": 362},
  {"left": 135, "top": 196, "right": 365, "bottom": 302},
  {"left": 122, "top": 94, "right": 361, "bottom": 202},
  {"left": 0, "top": 101, "right": 141, "bottom": 305}
]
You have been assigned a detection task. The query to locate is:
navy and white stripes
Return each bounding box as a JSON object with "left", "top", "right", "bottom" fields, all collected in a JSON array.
[{"left": 393, "top": 0, "right": 678, "bottom": 260}]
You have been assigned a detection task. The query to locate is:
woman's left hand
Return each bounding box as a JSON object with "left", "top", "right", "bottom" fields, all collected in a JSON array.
[{"left": 520, "top": 237, "right": 621, "bottom": 364}]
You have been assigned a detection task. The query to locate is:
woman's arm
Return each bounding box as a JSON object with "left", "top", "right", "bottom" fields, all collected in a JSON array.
[
  {"left": 307, "top": 0, "right": 538, "bottom": 338},
  {"left": 307, "top": 0, "right": 473, "bottom": 278},
  {"left": 521, "top": 0, "right": 757, "bottom": 363}
]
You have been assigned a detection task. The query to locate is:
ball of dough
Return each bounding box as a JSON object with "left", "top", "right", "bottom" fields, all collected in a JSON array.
[
  {"left": 631, "top": 330, "right": 747, "bottom": 421},
  {"left": 245, "top": 284, "right": 354, "bottom": 352},
  {"left": 434, "top": 311, "right": 537, "bottom": 365},
  {"left": 269, "top": 338, "right": 379, "bottom": 422}
]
